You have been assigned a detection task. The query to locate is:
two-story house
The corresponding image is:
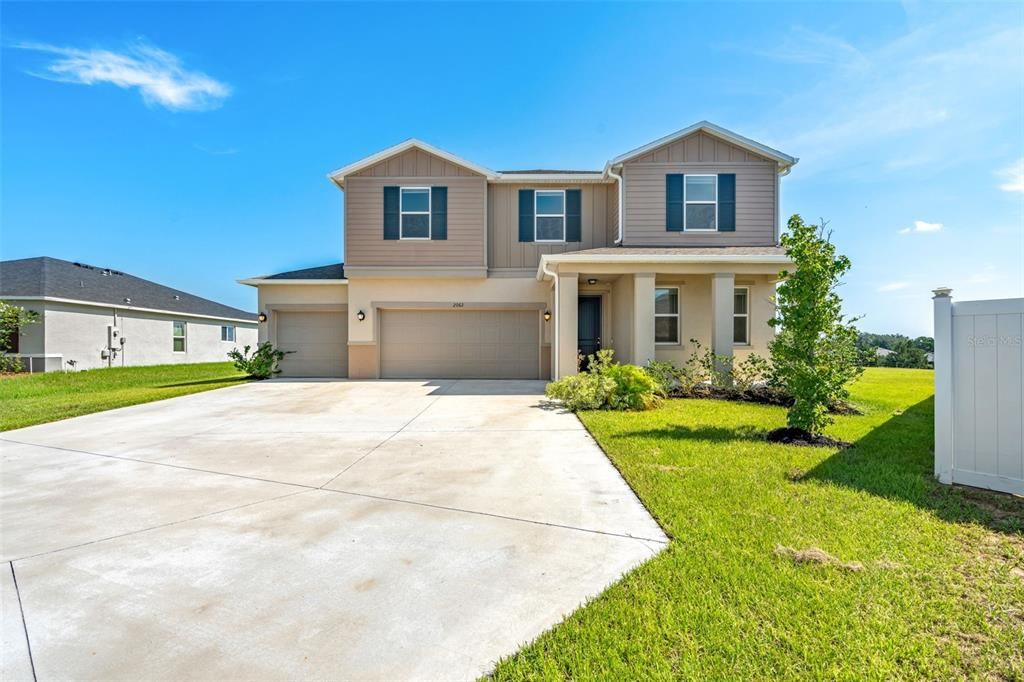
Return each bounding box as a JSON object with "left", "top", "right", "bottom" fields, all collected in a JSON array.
[{"left": 239, "top": 121, "right": 797, "bottom": 379}]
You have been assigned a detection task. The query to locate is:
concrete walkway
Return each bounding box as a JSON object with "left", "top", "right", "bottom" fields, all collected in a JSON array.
[{"left": 1, "top": 379, "right": 666, "bottom": 681}]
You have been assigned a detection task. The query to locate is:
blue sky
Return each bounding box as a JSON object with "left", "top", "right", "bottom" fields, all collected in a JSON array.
[{"left": 2, "top": 1, "right": 1022, "bottom": 336}]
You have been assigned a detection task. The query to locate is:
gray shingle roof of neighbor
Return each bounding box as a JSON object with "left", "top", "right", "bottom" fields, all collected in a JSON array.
[
  {"left": 262, "top": 263, "right": 346, "bottom": 280},
  {"left": 0, "top": 257, "right": 256, "bottom": 321}
]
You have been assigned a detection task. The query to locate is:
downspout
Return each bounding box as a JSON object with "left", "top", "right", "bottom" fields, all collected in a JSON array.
[
  {"left": 607, "top": 165, "right": 624, "bottom": 245},
  {"left": 541, "top": 258, "right": 558, "bottom": 378}
]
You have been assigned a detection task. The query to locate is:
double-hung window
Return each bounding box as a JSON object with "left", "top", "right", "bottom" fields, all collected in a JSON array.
[
  {"left": 535, "top": 190, "right": 566, "bottom": 242},
  {"left": 172, "top": 321, "right": 187, "bottom": 352},
  {"left": 684, "top": 175, "right": 717, "bottom": 231},
  {"left": 400, "top": 187, "right": 431, "bottom": 239},
  {"left": 221, "top": 325, "right": 235, "bottom": 342},
  {"left": 654, "top": 287, "right": 680, "bottom": 345},
  {"left": 733, "top": 287, "right": 750, "bottom": 345}
]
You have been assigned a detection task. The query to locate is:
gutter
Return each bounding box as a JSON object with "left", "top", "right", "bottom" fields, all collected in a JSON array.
[
  {"left": 2, "top": 296, "right": 256, "bottom": 325},
  {"left": 540, "top": 253, "right": 793, "bottom": 267},
  {"left": 606, "top": 165, "right": 624, "bottom": 244}
]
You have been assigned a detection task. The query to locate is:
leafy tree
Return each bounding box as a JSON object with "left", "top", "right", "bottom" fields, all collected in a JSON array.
[
  {"left": 769, "top": 216, "right": 863, "bottom": 435},
  {"left": 887, "top": 338, "right": 929, "bottom": 368},
  {"left": 0, "top": 301, "right": 40, "bottom": 372}
]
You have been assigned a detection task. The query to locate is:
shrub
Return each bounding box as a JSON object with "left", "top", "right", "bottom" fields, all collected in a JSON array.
[
  {"left": 0, "top": 301, "right": 40, "bottom": 373},
  {"left": 227, "top": 342, "right": 290, "bottom": 379},
  {"left": 546, "top": 349, "right": 661, "bottom": 411},
  {"left": 769, "top": 215, "right": 862, "bottom": 435}
]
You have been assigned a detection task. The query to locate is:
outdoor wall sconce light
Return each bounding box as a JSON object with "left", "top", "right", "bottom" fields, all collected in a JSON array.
[
  {"left": 257, "top": 312, "right": 268, "bottom": 323},
  {"left": 543, "top": 311, "right": 551, "bottom": 322},
  {"left": 356, "top": 310, "right": 366, "bottom": 321},
  {"left": 586, "top": 278, "right": 598, "bottom": 285}
]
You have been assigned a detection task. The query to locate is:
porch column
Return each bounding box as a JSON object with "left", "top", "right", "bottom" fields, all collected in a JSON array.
[
  {"left": 633, "top": 272, "right": 656, "bottom": 366},
  {"left": 711, "top": 272, "right": 735, "bottom": 376},
  {"left": 556, "top": 273, "right": 578, "bottom": 377}
]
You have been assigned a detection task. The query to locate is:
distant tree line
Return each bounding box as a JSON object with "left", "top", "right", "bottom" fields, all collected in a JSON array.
[{"left": 856, "top": 332, "right": 933, "bottom": 369}]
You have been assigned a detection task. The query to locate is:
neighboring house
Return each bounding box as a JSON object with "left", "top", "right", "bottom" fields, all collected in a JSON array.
[
  {"left": 240, "top": 121, "right": 797, "bottom": 379},
  {"left": 876, "top": 347, "right": 895, "bottom": 359},
  {"left": 0, "top": 257, "right": 257, "bottom": 371}
]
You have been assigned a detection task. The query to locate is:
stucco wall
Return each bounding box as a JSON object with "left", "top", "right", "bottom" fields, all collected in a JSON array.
[
  {"left": 256, "top": 284, "right": 349, "bottom": 344},
  {"left": 38, "top": 301, "right": 257, "bottom": 371}
]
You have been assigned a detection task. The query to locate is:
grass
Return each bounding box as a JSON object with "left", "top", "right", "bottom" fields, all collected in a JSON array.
[
  {"left": 493, "top": 368, "right": 1024, "bottom": 680},
  {"left": 0, "top": 362, "right": 249, "bottom": 431}
]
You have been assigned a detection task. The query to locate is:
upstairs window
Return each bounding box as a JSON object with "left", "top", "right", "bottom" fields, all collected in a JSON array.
[
  {"left": 685, "top": 175, "right": 717, "bottom": 231},
  {"left": 172, "top": 321, "right": 187, "bottom": 352},
  {"left": 400, "top": 187, "right": 431, "bottom": 239},
  {"left": 221, "top": 325, "right": 235, "bottom": 342},
  {"left": 654, "top": 287, "right": 680, "bottom": 345},
  {"left": 535, "top": 190, "right": 566, "bottom": 242}
]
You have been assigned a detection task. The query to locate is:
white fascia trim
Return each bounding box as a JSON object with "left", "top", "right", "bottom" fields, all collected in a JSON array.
[
  {"left": 327, "top": 139, "right": 497, "bottom": 186},
  {"left": 608, "top": 121, "right": 799, "bottom": 173},
  {"left": 492, "top": 173, "right": 609, "bottom": 183},
  {"left": 3, "top": 296, "right": 257, "bottom": 324},
  {"left": 236, "top": 278, "right": 349, "bottom": 287},
  {"left": 535, "top": 253, "right": 794, "bottom": 280}
]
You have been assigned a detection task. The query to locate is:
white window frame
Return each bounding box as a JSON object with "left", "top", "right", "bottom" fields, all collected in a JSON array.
[
  {"left": 221, "top": 325, "right": 235, "bottom": 342},
  {"left": 654, "top": 286, "right": 681, "bottom": 346},
  {"left": 172, "top": 320, "right": 187, "bottom": 353},
  {"left": 683, "top": 174, "right": 718, "bottom": 232},
  {"left": 734, "top": 286, "right": 750, "bottom": 346},
  {"left": 535, "top": 189, "right": 566, "bottom": 243},
  {"left": 400, "top": 186, "right": 431, "bottom": 240}
]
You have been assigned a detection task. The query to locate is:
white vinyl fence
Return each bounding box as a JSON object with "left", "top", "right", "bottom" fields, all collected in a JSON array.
[{"left": 933, "top": 289, "right": 1023, "bottom": 495}]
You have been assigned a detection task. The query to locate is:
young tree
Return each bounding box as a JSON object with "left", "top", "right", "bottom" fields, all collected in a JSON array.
[
  {"left": 769, "top": 216, "right": 862, "bottom": 436},
  {"left": 0, "top": 301, "right": 40, "bottom": 372}
]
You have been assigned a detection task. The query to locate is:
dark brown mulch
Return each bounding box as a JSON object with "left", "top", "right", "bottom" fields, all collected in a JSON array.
[
  {"left": 766, "top": 426, "right": 852, "bottom": 449},
  {"left": 672, "top": 385, "right": 861, "bottom": 415}
]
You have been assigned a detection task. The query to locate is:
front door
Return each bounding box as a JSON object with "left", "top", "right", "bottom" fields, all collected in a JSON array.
[{"left": 577, "top": 296, "right": 602, "bottom": 370}]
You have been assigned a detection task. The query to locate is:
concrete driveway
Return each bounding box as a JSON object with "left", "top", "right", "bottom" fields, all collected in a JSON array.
[{"left": 1, "top": 379, "right": 666, "bottom": 681}]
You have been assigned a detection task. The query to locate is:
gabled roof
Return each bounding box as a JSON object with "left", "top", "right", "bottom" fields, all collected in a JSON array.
[
  {"left": 237, "top": 262, "right": 348, "bottom": 286},
  {"left": 608, "top": 120, "right": 798, "bottom": 172},
  {"left": 327, "top": 139, "right": 497, "bottom": 186},
  {"left": 0, "top": 257, "right": 255, "bottom": 322}
]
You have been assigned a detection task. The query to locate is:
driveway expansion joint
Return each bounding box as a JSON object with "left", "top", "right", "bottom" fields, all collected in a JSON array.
[{"left": 8, "top": 562, "right": 38, "bottom": 682}]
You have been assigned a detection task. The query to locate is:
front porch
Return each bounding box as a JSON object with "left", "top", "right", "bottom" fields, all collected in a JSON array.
[{"left": 539, "top": 248, "right": 792, "bottom": 378}]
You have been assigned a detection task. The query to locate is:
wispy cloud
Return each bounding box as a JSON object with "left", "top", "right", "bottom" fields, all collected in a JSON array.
[
  {"left": 193, "top": 143, "right": 240, "bottom": 156},
  {"left": 11, "top": 40, "right": 230, "bottom": 111},
  {"left": 878, "top": 281, "right": 911, "bottom": 292},
  {"left": 995, "top": 158, "right": 1024, "bottom": 193},
  {"left": 750, "top": 26, "right": 869, "bottom": 70},
  {"left": 899, "top": 220, "right": 943, "bottom": 234}
]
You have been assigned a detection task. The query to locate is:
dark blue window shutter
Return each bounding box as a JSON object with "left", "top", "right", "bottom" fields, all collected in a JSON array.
[
  {"left": 718, "top": 174, "right": 736, "bottom": 232},
  {"left": 430, "top": 186, "right": 447, "bottom": 240},
  {"left": 518, "top": 189, "right": 535, "bottom": 242},
  {"left": 383, "top": 186, "right": 399, "bottom": 240},
  {"left": 565, "top": 189, "right": 582, "bottom": 242},
  {"left": 666, "top": 174, "right": 684, "bottom": 231}
]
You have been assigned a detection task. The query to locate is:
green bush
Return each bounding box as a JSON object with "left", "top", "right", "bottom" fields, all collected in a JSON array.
[
  {"left": 227, "top": 342, "right": 290, "bottom": 379},
  {"left": 546, "top": 349, "right": 661, "bottom": 411}
]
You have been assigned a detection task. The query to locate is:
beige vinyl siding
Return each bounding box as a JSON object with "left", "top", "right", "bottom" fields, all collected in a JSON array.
[
  {"left": 352, "top": 147, "right": 483, "bottom": 178},
  {"left": 344, "top": 175, "right": 486, "bottom": 267},
  {"left": 622, "top": 162, "right": 777, "bottom": 247},
  {"left": 487, "top": 183, "right": 611, "bottom": 270},
  {"left": 626, "top": 131, "right": 772, "bottom": 164}
]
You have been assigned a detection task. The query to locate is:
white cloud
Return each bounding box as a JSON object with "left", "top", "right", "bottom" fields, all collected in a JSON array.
[
  {"left": 878, "top": 281, "right": 911, "bottom": 292},
  {"left": 996, "top": 158, "right": 1024, "bottom": 192},
  {"left": 750, "top": 26, "right": 869, "bottom": 70},
  {"left": 900, "top": 220, "right": 942, "bottom": 234},
  {"left": 12, "top": 40, "right": 230, "bottom": 111}
]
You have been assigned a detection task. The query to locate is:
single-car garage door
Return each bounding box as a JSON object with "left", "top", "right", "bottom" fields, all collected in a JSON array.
[
  {"left": 275, "top": 310, "right": 348, "bottom": 377},
  {"left": 380, "top": 309, "right": 539, "bottom": 379}
]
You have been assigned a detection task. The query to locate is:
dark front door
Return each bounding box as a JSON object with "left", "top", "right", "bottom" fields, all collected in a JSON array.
[{"left": 577, "top": 296, "right": 602, "bottom": 370}]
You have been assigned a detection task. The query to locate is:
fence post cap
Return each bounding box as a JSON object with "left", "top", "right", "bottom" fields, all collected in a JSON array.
[{"left": 932, "top": 287, "right": 953, "bottom": 299}]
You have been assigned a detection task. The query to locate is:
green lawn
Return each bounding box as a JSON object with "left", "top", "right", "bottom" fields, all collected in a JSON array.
[
  {"left": 494, "top": 368, "right": 1024, "bottom": 680},
  {"left": 0, "top": 362, "right": 248, "bottom": 431}
]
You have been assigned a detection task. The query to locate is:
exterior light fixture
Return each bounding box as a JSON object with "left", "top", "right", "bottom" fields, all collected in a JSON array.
[
  {"left": 257, "top": 312, "right": 268, "bottom": 323},
  {"left": 543, "top": 311, "right": 551, "bottom": 322},
  {"left": 357, "top": 310, "right": 366, "bottom": 321},
  {"left": 586, "top": 278, "right": 598, "bottom": 285}
]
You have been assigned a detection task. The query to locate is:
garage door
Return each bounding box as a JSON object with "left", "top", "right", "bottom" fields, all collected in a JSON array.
[
  {"left": 380, "top": 309, "right": 539, "bottom": 379},
  {"left": 275, "top": 310, "right": 348, "bottom": 377}
]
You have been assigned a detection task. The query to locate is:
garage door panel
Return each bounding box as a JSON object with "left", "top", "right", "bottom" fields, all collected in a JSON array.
[
  {"left": 381, "top": 310, "right": 539, "bottom": 379},
  {"left": 276, "top": 311, "right": 348, "bottom": 377}
]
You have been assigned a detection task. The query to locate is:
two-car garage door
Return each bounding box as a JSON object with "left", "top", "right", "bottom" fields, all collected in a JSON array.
[{"left": 380, "top": 309, "right": 540, "bottom": 379}]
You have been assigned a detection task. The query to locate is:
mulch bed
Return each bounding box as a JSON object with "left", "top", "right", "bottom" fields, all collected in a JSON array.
[{"left": 766, "top": 426, "right": 852, "bottom": 449}]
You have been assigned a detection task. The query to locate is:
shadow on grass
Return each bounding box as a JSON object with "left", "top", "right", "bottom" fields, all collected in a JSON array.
[
  {"left": 619, "top": 424, "right": 765, "bottom": 443},
  {"left": 804, "top": 396, "right": 1024, "bottom": 534},
  {"left": 158, "top": 376, "right": 250, "bottom": 389}
]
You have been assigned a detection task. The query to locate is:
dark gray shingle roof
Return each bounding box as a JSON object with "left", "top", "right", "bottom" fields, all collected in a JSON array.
[
  {"left": 263, "top": 263, "right": 346, "bottom": 280},
  {"left": 0, "top": 257, "right": 255, "bottom": 320}
]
